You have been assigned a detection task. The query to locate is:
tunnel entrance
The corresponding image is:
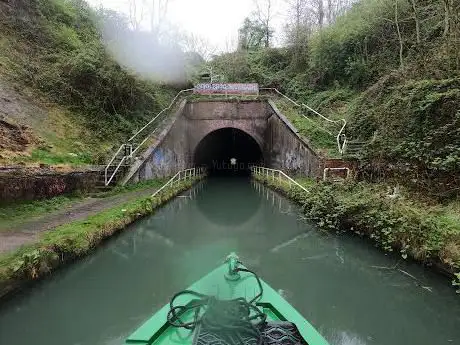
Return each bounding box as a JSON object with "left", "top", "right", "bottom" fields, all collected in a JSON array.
[{"left": 194, "top": 128, "right": 263, "bottom": 176}]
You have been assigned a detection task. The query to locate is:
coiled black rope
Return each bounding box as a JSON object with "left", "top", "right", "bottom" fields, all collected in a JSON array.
[{"left": 167, "top": 267, "right": 267, "bottom": 345}]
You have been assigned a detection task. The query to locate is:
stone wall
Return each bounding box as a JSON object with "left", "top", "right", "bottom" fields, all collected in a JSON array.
[
  {"left": 127, "top": 98, "right": 321, "bottom": 182},
  {"left": 264, "top": 100, "right": 320, "bottom": 176},
  {"left": 185, "top": 100, "right": 270, "bottom": 154},
  {"left": 127, "top": 101, "right": 190, "bottom": 182},
  {"left": 0, "top": 168, "right": 99, "bottom": 204}
]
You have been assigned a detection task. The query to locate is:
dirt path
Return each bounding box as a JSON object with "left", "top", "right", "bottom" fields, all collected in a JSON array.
[{"left": 0, "top": 186, "right": 159, "bottom": 255}]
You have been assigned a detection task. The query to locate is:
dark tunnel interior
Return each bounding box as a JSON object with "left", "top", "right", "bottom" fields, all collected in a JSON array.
[{"left": 194, "top": 128, "right": 263, "bottom": 176}]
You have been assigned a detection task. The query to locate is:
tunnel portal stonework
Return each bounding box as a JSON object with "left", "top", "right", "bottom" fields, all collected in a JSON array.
[{"left": 127, "top": 99, "right": 321, "bottom": 182}]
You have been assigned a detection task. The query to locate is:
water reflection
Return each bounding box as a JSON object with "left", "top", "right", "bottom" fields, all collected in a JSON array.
[{"left": 197, "top": 177, "right": 261, "bottom": 226}]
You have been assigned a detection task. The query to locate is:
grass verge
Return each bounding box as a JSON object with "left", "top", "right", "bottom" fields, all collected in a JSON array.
[
  {"left": 0, "top": 177, "right": 202, "bottom": 300},
  {"left": 0, "top": 195, "right": 82, "bottom": 231},
  {"left": 93, "top": 178, "right": 169, "bottom": 198},
  {"left": 254, "top": 174, "right": 460, "bottom": 292},
  {"left": 0, "top": 178, "right": 169, "bottom": 232}
]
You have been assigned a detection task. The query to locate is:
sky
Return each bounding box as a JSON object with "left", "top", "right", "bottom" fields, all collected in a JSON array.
[{"left": 85, "top": 0, "right": 287, "bottom": 52}]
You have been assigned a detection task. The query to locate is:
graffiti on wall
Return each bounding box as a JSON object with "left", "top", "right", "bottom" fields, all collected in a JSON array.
[
  {"left": 153, "top": 149, "right": 165, "bottom": 165},
  {"left": 194, "top": 83, "right": 259, "bottom": 95}
]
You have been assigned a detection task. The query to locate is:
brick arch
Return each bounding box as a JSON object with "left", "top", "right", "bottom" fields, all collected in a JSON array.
[
  {"left": 191, "top": 126, "right": 265, "bottom": 167},
  {"left": 189, "top": 121, "right": 265, "bottom": 157}
]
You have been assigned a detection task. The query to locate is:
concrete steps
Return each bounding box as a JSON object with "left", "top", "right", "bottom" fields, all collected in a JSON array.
[{"left": 97, "top": 152, "right": 130, "bottom": 188}]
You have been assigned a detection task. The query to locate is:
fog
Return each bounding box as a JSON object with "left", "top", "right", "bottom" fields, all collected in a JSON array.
[{"left": 97, "top": 9, "right": 191, "bottom": 85}]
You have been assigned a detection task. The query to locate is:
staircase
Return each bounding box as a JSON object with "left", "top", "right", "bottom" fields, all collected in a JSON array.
[
  {"left": 100, "top": 88, "right": 194, "bottom": 189},
  {"left": 96, "top": 144, "right": 132, "bottom": 189},
  {"left": 343, "top": 140, "right": 367, "bottom": 157}
]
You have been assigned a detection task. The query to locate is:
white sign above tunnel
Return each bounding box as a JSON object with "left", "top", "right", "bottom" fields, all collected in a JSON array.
[{"left": 194, "top": 83, "right": 259, "bottom": 95}]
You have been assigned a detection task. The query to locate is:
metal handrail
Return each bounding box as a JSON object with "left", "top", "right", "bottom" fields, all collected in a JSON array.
[
  {"left": 106, "top": 156, "right": 126, "bottom": 186},
  {"left": 260, "top": 88, "right": 347, "bottom": 154},
  {"left": 251, "top": 166, "right": 309, "bottom": 193},
  {"left": 104, "top": 88, "right": 194, "bottom": 186},
  {"left": 151, "top": 167, "right": 206, "bottom": 198},
  {"left": 128, "top": 88, "right": 194, "bottom": 143},
  {"left": 104, "top": 145, "right": 125, "bottom": 186}
]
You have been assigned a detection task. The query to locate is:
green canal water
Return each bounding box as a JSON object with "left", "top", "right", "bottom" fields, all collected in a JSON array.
[{"left": 0, "top": 178, "right": 459, "bottom": 345}]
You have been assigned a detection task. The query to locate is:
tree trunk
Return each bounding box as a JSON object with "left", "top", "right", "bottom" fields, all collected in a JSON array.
[
  {"left": 443, "top": 0, "right": 450, "bottom": 37},
  {"left": 409, "top": 0, "right": 420, "bottom": 44},
  {"left": 394, "top": 0, "right": 404, "bottom": 67},
  {"left": 455, "top": 1, "right": 460, "bottom": 70},
  {"left": 327, "top": 0, "right": 333, "bottom": 24},
  {"left": 364, "top": 36, "right": 369, "bottom": 63},
  {"left": 317, "top": 0, "right": 325, "bottom": 28},
  {"left": 265, "top": 0, "right": 272, "bottom": 47}
]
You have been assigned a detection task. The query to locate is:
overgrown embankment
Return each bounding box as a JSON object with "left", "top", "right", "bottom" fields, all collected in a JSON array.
[
  {"left": 0, "top": 0, "right": 178, "bottom": 166},
  {"left": 254, "top": 174, "right": 460, "bottom": 291},
  {"left": 0, "top": 177, "right": 201, "bottom": 300},
  {"left": 211, "top": 0, "right": 459, "bottom": 195}
]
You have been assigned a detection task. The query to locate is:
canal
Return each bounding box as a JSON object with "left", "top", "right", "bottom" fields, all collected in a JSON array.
[{"left": 0, "top": 178, "right": 459, "bottom": 345}]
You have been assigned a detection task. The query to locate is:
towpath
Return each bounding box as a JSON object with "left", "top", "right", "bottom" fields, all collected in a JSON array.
[{"left": 0, "top": 186, "right": 159, "bottom": 254}]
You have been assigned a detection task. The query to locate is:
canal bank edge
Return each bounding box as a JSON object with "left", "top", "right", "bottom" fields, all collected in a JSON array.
[
  {"left": 0, "top": 177, "right": 203, "bottom": 301},
  {"left": 253, "top": 175, "right": 460, "bottom": 292}
]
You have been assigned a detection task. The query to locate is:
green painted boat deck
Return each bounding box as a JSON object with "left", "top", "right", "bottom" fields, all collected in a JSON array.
[{"left": 125, "top": 262, "right": 329, "bottom": 345}]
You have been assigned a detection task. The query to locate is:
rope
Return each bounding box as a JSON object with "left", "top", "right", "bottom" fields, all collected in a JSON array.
[{"left": 167, "top": 268, "right": 266, "bottom": 345}]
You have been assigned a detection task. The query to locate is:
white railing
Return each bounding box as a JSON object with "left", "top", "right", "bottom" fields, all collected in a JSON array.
[
  {"left": 104, "top": 144, "right": 125, "bottom": 186},
  {"left": 104, "top": 88, "right": 194, "bottom": 186},
  {"left": 106, "top": 156, "right": 127, "bottom": 186},
  {"left": 151, "top": 167, "right": 207, "bottom": 198},
  {"left": 251, "top": 166, "right": 309, "bottom": 193},
  {"left": 128, "top": 88, "right": 194, "bottom": 157},
  {"left": 323, "top": 167, "right": 351, "bottom": 181},
  {"left": 260, "top": 88, "right": 347, "bottom": 155}
]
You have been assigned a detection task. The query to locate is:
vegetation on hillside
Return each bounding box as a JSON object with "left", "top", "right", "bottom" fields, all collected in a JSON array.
[
  {"left": 0, "top": 0, "right": 200, "bottom": 165},
  {"left": 211, "top": 0, "right": 459, "bottom": 194}
]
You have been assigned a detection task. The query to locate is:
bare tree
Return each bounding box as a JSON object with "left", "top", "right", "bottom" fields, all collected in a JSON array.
[
  {"left": 128, "top": 0, "right": 144, "bottom": 31},
  {"left": 150, "top": 0, "right": 171, "bottom": 35},
  {"left": 284, "top": 0, "right": 312, "bottom": 46},
  {"left": 253, "top": 0, "right": 274, "bottom": 47},
  {"left": 182, "top": 33, "right": 217, "bottom": 61},
  {"left": 315, "top": 0, "right": 325, "bottom": 27}
]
